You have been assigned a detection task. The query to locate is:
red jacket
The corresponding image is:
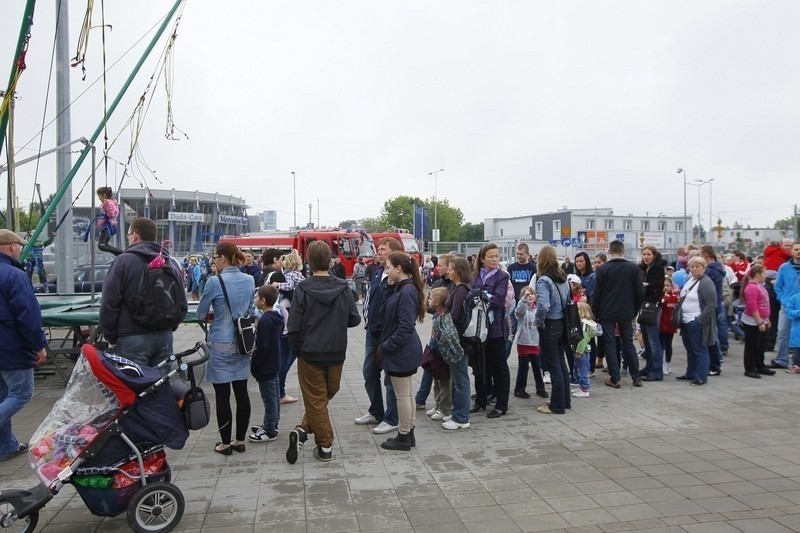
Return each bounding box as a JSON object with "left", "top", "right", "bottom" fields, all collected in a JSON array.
[{"left": 764, "top": 244, "right": 791, "bottom": 271}]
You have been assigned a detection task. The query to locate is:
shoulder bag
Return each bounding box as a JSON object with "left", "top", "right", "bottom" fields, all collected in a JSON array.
[
  {"left": 671, "top": 278, "right": 700, "bottom": 330},
  {"left": 218, "top": 275, "right": 257, "bottom": 355}
]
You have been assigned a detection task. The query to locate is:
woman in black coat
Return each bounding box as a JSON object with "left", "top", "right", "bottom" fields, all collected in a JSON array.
[{"left": 638, "top": 246, "right": 666, "bottom": 380}]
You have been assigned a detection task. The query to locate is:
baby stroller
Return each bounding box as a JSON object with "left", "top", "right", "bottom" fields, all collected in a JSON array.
[{"left": 0, "top": 342, "right": 209, "bottom": 533}]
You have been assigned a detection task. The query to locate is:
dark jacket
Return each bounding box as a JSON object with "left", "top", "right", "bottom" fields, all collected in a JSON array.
[
  {"left": 446, "top": 283, "right": 470, "bottom": 335},
  {"left": 592, "top": 257, "right": 644, "bottom": 322},
  {"left": 365, "top": 267, "right": 388, "bottom": 335},
  {"left": 639, "top": 260, "right": 666, "bottom": 305},
  {"left": 251, "top": 310, "right": 283, "bottom": 381},
  {"left": 100, "top": 241, "right": 188, "bottom": 345},
  {"left": 287, "top": 275, "right": 361, "bottom": 364},
  {"left": 472, "top": 268, "right": 510, "bottom": 339},
  {"left": 704, "top": 260, "right": 726, "bottom": 306},
  {"left": 0, "top": 253, "right": 47, "bottom": 370},
  {"left": 378, "top": 279, "right": 422, "bottom": 374}
]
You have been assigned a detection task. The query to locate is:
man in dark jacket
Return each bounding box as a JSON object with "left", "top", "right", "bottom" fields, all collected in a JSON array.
[
  {"left": 285, "top": 241, "right": 360, "bottom": 463},
  {"left": 355, "top": 237, "right": 402, "bottom": 434},
  {"left": 0, "top": 230, "right": 47, "bottom": 461},
  {"left": 99, "top": 218, "right": 188, "bottom": 368},
  {"left": 592, "top": 240, "right": 644, "bottom": 388},
  {"left": 701, "top": 246, "right": 730, "bottom": 374}
]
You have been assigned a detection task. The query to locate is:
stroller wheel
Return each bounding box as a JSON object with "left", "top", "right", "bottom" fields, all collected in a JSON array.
[
  {"left": 0, "top": 496, "right": 38, "bottom": 533},
  {"left": 126, "top": 482, "right": 184, "bottom": 533}
]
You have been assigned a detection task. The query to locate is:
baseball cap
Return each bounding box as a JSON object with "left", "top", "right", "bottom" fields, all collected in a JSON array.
[
  {"left": 0, "top": 229, "right": 27, "bottom": 246},
  {"left": 567, "top": 274, "right": 582, "bottom": 285}
]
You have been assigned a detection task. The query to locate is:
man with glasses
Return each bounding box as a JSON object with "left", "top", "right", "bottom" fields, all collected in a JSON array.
[
  {"left": 100, "top": 218, "right": 188, "bottom": 367},
  {"left": 0, "top": 230, "right": 47, "bottom": 461}
]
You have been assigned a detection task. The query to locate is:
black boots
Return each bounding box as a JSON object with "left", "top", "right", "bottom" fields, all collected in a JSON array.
[{"left": 381, "top": 431, "right": 412, "bottom": 451}]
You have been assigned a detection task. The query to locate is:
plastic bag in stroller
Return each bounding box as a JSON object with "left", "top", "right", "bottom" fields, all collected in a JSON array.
[{"left": 0, "top": 342, "right": 209, "bottom": 533}]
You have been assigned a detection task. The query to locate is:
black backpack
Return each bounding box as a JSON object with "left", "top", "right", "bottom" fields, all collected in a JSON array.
[
  {"left": 560, "top": 281, "right": 583, "bottom": 351},
  {"left": 127, "top": 252, "right": 184, "bottom": 331},
  {"left": 462, "top": 286, "right": 490, "bottom": 344}
]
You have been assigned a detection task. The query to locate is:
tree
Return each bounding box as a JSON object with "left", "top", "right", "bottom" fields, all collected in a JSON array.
[
  {"left": 359, "top": 217, "right": 385, "bottom": 233},
  {"left": 338, "top": 219, "right": 358, "bottom": 229},
  {"left": 459, "top": 222, "right": 484, "bottom": 242},
  {"left": 379, "top": 196, "right": 422, "bottom": 234},
  {"left": 379, "top": 195, "right": 464, "bottom": 241},
  {"left": 774, "top": 216, "right": 798, "bottom": 231}
]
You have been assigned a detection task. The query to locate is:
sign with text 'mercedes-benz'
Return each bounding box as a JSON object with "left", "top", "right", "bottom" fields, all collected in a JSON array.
[{"left": 218, "top": 214, "right": 248, "bottom": 225}]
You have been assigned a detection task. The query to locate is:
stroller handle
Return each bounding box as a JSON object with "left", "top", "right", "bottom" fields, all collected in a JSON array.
[{"left": 174, "top": 342, "right": 209, "bottom": 368}]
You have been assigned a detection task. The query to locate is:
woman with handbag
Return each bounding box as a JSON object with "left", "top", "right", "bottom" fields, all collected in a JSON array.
[
  {"left": 197, "top": 242, "right": 256, "bottom": 455},
  {"left": 676, "top": 256, "right": 718, "bottom": 386},
  {"left": 638, "top": 246, "right": 665, "bottom": 381}
]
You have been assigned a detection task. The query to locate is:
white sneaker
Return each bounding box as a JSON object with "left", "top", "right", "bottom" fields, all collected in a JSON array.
[
  {"left": 372, "top": 421, "right": 397, "bottom": 434},
  {"left": 354, "top": 413, "right": 378, "bottom": 425},
  {"left": 665, "top": 363, "right": 671, "bottom": 375},
  {"left": 442, "top": 420, "right": 470, "bottom": 430},
  {"left": 543, "top": 372, "right": 551, "bottom": 384},
  {"left": 442, "top": 415, "right": 452, "bottom": 422},
  {"left": 431, "top": 411, "right": 446, "bottom": 421},
  {"left": 426, "top": 408, "right": 438, "bottom": 416},
  {"left": 572, "top": 390, "right": 590, "bottom": 398}
]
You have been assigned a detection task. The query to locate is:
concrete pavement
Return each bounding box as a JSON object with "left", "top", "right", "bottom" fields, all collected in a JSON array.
[{"left": 3, "top": 320, "right": 800, "bottom": 532}]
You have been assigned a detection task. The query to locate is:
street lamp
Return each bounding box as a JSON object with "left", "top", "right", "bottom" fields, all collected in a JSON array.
[
  {"left": 428, "top": 168, "right": 444, "bottom": 253},
  {"left": 291, "top": 171, "right": 296, "bottom": 230},
  {"left": 676, "top": 168, "right": 688, "bottom": 246},
  {"left": 687, "top": 178, "right": 713, "bottom": 243}
]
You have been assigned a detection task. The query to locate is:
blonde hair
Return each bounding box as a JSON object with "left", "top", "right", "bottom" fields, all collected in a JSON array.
[
  {"left": 687, "top": 256, "right": 707, "bottom": 269},
  {"left": 520, "top": 286, "right": 535, "bottom": 298},
  {"left": 283, "top": 249, "right": 303, "bottom": 271},
  {"left": 429, "top": 287, "right": 449, "bottom": 305},
  {"left": 577, "top": 301, "right": 594, "bottom": 320}
]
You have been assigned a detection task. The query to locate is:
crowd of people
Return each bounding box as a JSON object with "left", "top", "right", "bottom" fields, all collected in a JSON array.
[{"left": 3, "top": 214, "right": 799, "bottom": 466}]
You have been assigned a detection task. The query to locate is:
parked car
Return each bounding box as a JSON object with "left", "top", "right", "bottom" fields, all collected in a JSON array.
[{"left": 34, "top": 263, "right": 112, "bottom": 294}]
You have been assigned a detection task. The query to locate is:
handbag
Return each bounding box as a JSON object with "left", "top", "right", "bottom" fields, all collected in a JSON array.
[
  {"left": 637, "top": 302, "right": 658, "bottom": 325},
  {"left": 671, "top": 279, "right": 700, "bottom": 329},
  {"left": 421, "top": 345, "right": 450, "bottom": 380},
  {"left": 218, "top": 276, "right": 257, "bottom": 355}
]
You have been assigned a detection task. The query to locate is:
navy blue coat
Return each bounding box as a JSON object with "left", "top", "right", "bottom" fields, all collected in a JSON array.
[
  {"left": 0, "top": 253, "right": 47, "bottom": 370},
  {"left": 378, "top": 279, "right": 422, "bottom": 374}
]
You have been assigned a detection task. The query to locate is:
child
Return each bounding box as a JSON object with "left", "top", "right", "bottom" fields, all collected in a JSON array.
[
  {"left": 660, "top": 276, "right": 679, "bottom": 375},
  {"left": 249, "top": 285, "right": 283, "bottom": 443},
  {"left": 573, "top": 302, "right": 601, "bottom": 398},
  {"left": 514, "top": 286, "right": 547, "bottom": 399},
  {"left": 426, "top": 287, "right": 452, "bottom": 420},
  {"left": 96, "top": 186, "right": 120, "bottom": 254},
  {"left": 783, "top": 290, "right": 800, "bottom": 373},
  {"left": 277, "top": 250, "right": 305, "bottom": 405}
]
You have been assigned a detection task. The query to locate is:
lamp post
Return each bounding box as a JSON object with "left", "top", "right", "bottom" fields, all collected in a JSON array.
[
  {"left": 687, "top": 178, "right": 713, "bottom": 243},
  {"left": 428, "top": 168, "right": 444, "bottom": 253},
  {"left": 291, "top": 171, "right": 296, "bottom": 230},
  {"left": 676, "top": 168, "right": 688, "bottom": 246}
]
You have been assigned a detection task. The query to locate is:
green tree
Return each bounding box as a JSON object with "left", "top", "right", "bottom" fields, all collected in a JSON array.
[
  {"left": 359, "top": 217, "right": 385, "bottom": 233},
  {"left": 338, "top": 219, "right": 358, "bottom": 229},
  {"left": 458, "top": 222, "right": 484, "bottom": 241},
  {"left": 379, "top": 195, "right": 464, "bottom": 241},
  {"left": 379, "top": 196, "right": 423, "bottom": 234},
  {"left": 774, "top": 216, "right": 798, "bottom": 231}
]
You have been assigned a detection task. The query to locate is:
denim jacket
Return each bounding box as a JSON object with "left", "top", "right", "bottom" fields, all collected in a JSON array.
[
  {"left": 535, "top": 275, "right": 569, "bottom": 327},
  {"left": 197, "top": 267, "right": 256, "bottom": 343}
]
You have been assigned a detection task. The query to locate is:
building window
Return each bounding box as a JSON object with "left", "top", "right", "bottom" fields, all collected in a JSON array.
[
  {"left": 641, "top": 221, "right": 650, "bottom": 231},
  {"left": 624, "top": 220, "right": 632, "bottom": 230},
  {"left": 730, "top": 232, "right": 735, "bottom": 237},
  {"left": 500, "top": 229, "right": 504, "bottom": 237},
  {"left": 676, "top": 221, "right": 683, "bottom": 231},
  {"left": 586, "top": 219, "right": 595, "bottom": 230},
  {"left": 658, "top": 221, "right": 666, "bottom": 231},
  {"left": 605, "top": 220, "right": 614, "bottom": 230},
  {"left": 755, "top": 231, "right": 760, "bottom": 236},
  {"left": 535, "top": 221, "right": 542, "bottom": 240},
  {"left": 553, "top": 220, "right": 561, "bottom": 235}
]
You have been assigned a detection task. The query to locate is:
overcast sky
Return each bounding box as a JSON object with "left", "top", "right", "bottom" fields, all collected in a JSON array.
[{"left": 2, "top": 1, "right": 798, "bottom": 232}]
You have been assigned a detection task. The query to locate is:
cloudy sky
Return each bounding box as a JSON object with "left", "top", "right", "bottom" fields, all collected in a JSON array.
[{"left": 2, "top": 1, "right": 798, "bottom": 232}]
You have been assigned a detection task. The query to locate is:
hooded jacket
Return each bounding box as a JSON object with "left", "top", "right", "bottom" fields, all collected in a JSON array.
[
  {"left": 0, "top": 252, "right": 47, "bottom": 370},
  {"left": 703, "top": 259, "right": 726, "bottom": 306},
  {"left": 100, "top": 241, "right": 188, "bottom": 344},
  {"left": 251, "top": 309, "right": 283, "bottom": 381},
  {"left": 287, "top": 275, "right": 361, "bottom": 364}
]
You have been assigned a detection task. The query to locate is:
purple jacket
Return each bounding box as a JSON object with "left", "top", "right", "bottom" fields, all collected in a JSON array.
[{"left": 471, "top": 268, "right": 510, "bottom": 339}]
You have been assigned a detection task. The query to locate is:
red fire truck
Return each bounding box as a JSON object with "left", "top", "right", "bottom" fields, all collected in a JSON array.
[
  {"left": 371, "top": 231, "right": 423, "bottom": 266},
  {"left": 219, "top": 230, "right": 374, "bottom": 278}
]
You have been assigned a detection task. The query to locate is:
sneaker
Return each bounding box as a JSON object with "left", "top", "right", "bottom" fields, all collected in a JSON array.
[
  {"left": 442, "top": 420, "right": 470, "bottom": 430},
  {"left": 280, "top": 395, "right": 298, "bottom": 404},
  {"left": 372, "top": 421, "right": 398, "bottom": 434},
  {"left": 570, "top": 381, "right": 580, "bottom": 388},
  {"left": 426, "top": 408, "right": 438, "bottom": 416},
  {"left": 354, "top": 413, "right": 378, "bottom": 425},
  {"left": 543, "top": 371, "right": 551, "bottom": 384},
  {"left": 416, "top": 403, "right": 427, "bottom": 410},
  {"left": 431, "top": 411, "right": 446, "bottom": 421},
  {"left": 286, "top": 428, "right": 307, "bottom": 464},
  {"left": 250, "top": 424, "right": 263, "bottom": 434},
  {"left": 442, "top": 415, "right": 452, "bottom": 422},
  {"left": 313, "top": 446, "right": 333, "bottom": 462},
  {"left": 249, "top": 428, "right": 278, "bottom": 443},
  {"left": 572, "top": 390, "right": 590, "bottom": 398},
  {"left": 588, "top": 371, "right": 595, "bottom": 378},
  {"left": 604, "top": 378, "right": 621, "bottom": 389},
  {"left": 787, "top": 365, "right": 800, "bottom": 374},
  {"left": 665, "top": 363, "right": 672, "bottom": 375}
]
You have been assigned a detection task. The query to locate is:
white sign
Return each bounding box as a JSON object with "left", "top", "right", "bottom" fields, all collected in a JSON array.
[
  {"left": 168, "top": 211, "right": 205, "bottom": 222},
  {"left": 219, "top": 214, "right": 248, "bottom": 225},
  {"left": 637, "top": 231, "right": 665, "bottom": 249}
]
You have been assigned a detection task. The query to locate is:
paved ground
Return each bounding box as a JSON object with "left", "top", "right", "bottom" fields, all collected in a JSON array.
[{"left": 3, "top": 319, "right": 800, "bottom": 533}]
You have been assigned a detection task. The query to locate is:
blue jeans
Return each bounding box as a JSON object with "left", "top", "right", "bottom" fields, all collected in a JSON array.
[
  {"left": 775, "top": 308, "right": 790, "bottom": 367},
  {"left": 716, "top": 304, "right": 729, "bottom": 354},
  {"left": 278, "top": 335, "right": 297, "bottom": 398},
  {"left": 574, "top": 353, "right": 590, "bottom": 391},
  {"left": 415, "top": 369, "right": 433, "bottom": 405},
  {"left": 114, "top": 330, "right": 174, "bottom": 368},
  {"left": 449, "top": 355, "right": 471, "bottom": 424},
  {"left": 641, "top": 311, "right": 663, "bottom": 379},
  {"left": 680, "top": 319, "right": 709, "bottom": 382},
  {"left": 539, "top": 319, "right": 570, "bottom": 413},
  {"left": 600, "top": 320, "right": 640, "bottom": 381},
  {"left": 0, "top": 368, "right": 34, "bottom": 458},
  {"left": 363, "top": 330, "right": 398, "bottom": 425},
  {"left": 257, "top": 375, "right": 280, "bottom": 436}
]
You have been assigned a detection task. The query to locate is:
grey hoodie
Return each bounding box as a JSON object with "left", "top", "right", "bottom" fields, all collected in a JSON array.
[{"left": 287, "top": 275, "right": 361, "bottom": 364}]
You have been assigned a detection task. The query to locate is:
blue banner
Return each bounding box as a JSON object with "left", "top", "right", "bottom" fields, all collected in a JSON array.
[{"left": 413, "top": 204, "right": 429, "bottom": 239}]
